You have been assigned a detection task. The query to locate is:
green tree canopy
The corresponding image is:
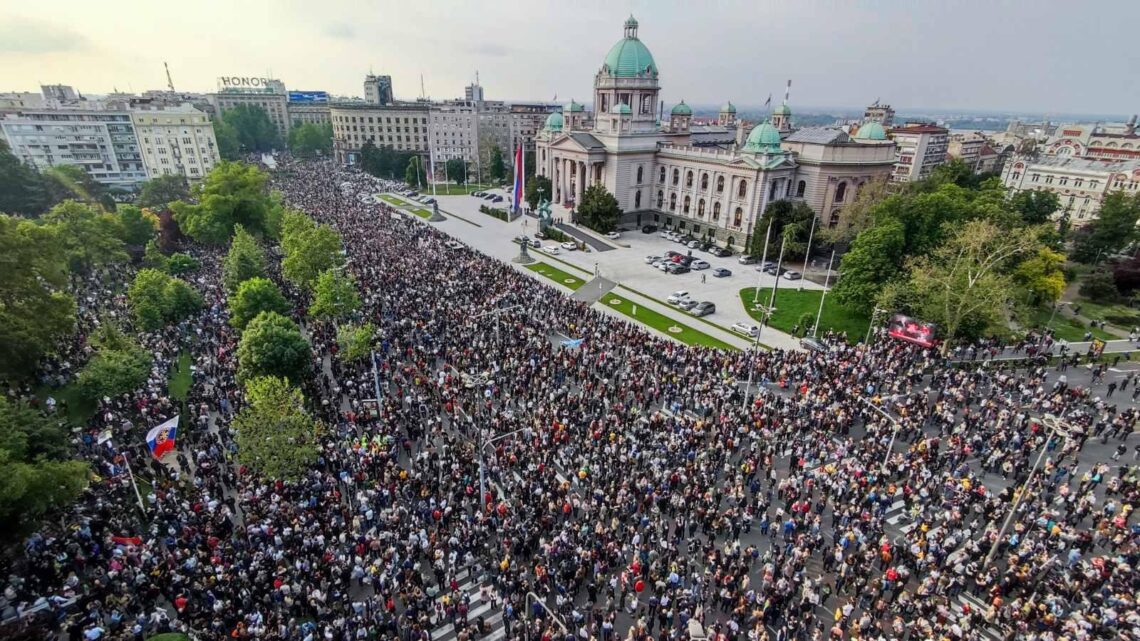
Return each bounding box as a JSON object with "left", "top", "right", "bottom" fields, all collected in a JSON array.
[
  {"left": 1011, "top": 189, "right": 1061, "bottom": 226},
  {"left": 76, "top": 324, "right": 153, "bottom": 400},
  {"left": 281, "top": 221, "right": 344, "bottom": 290},
  {"left": 136, "top": 175, "right": 190, "bottom": 209},
  {"left": 236, "top": 311, "right": 311, "bottom": 382},
  {"left": 750, "top": 199, "right": 815, "bottom": 259},
  {"left": 0, "top": 138, "right": 52, "bottom": 217},
  {"left": 213, "top": 117, "right": 241, "bottom": 160},
  {"left": 1080, "top": 268, "right": 1120, "bottom": 302},
  {"left": 833, "top": 218, "right": 907, "bottom": 313},
  {"left": 128, "top": 269, "right": 203, "bottom": 331},
  {"left": 42, "top": 165, "right": 111, "bottom": 211},
  {"left": 223, "top": 225, "right": 269, "bottom": 293},
  {"left": 287, "top": 122, "right": 333, "bottom": 158},
  {"left": 1013, "top": 246, "right": 1066, "bottom": 305},
  {"left": 0, "top": 215, "right": 75, "bottom": 379},
  {"left": 166, "top": 253, "right": 200, "bottom": 275},
  {"left": 525, "top": 175, "right": 553, "bottom": 210},
  {"left": 309, "top": 269, "right": 361, "bottom": 321},
  {"left": 336, "top": 323, "right": 375, "bottom": 362},
  {"left": 488, "top": 146, "right": 506, "bottom": 183},
  {"left": 234, "top": 376, "right": 321, "bottom": 480},
  {"left": 360, "top": 142, "right": 416, "bottom": 180},
  {"left": 221, "top": 104, "right": 280, "bottom": 153},
  {"left": 445, "top": 158, "right": 467, "bottom": 185},
  {"left": 230, "top": 277, "right": 291, "bottom": 330},
  {"left": 405, "top": 156, "right": 424, "bottom": 188},
  {"left": 42, "top": 200, "right": 128, "bottom": 272},
  {"left": 1073, "top": 191, "right": 1140, "bottom": 263},
  {"left": 577, "top": 184, "right": 622, "bottom": 233},
  {"left": 115, "top": 205, "right": 159, "bottom": 247},
  {"left": 171, "top": 162, "right": 283, "bottom": 244}
]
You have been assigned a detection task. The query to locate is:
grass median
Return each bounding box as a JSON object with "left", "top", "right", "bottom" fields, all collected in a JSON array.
[
  {"left": 525, "top": 262, "right": 585, "bottom": 290},
  {"left": 741, "top": 287, "right": 869, "bottom": 341},
  {"left": 379, "top": 194, "right": 432, "bottom": 219},
  {"left": 1026, "top": 306, "right": 1115, "bottom": 342},
  {"left": 601, "top": 295, "right": 737, "bottom": 350}
]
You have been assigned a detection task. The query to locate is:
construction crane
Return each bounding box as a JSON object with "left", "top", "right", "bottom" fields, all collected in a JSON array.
[{"left": 164, "top": 62, "right": 176, "bottom": 92}]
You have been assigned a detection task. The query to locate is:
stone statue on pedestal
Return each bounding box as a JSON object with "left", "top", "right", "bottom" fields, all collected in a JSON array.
[{"left": 537, "top": 198, "right": 554, "bottom": 232}]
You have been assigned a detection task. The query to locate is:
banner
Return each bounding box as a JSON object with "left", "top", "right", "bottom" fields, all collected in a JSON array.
[{"left": 887, "top": 314, "right": 936, "bottom": 348}]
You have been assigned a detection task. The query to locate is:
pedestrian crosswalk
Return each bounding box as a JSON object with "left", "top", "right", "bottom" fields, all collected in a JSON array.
[
  {"left": 429, "top": 567, "right": 507, "bottom": 641},
  {"left": 953, "top": 592, "right": 1004, "bottom": 641}
]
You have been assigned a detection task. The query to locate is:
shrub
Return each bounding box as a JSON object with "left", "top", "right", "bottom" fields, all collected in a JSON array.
[{"left": 478, "top": 204, "right": 509, "bottom": 221}]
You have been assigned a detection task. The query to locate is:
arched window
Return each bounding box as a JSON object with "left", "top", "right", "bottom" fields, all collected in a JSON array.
[
  {"left": 685, "top": 171, "right": 694, "bottom": 188},
  {"left": 659, "top": 167, "right": 666, "bottom": 183},
  {"left": 835, "top": 182, "right": 848, "bottom": 202},
  {"left": 712, "top": 202, "right": 721, "bottom": 221},
  {"left": 829, "top": 209, "right": 842, "bottom": 228},
  {"left": 796, "top": 180, "right": 806, "bottom": 198},
  {"left": 737, "top": 180, "right": 748, "bottom": 199},
  {"left": 672, "top": 168, "right": 680, "bottom": 185},
  {"left": 669, "top": 193, "right": 677, "bottom": 210},
  {"left": 636, "top": 166, "right": 644, "bottom": 184},
  {"left": 683, "top": 195, "right": 691, "bottom": 214},
  {"left": 635, "top": 190, "right": 642, "bottom": 208},
  {"left": 656, "top": 190, "right": 664, "bottom": 208},
  {"left": 733, "top": 207, "right": 743, "bottom": 228},
  {"left": 701, "top": 173, "right": 709, "bottom": 190},
  {"left": 716, "top": 176, "right": 725, "bottom": 193},
  {"left": 697, "top": 199, "right": 706, "bottom": 217},
  {"left": 769, "top": 180, "right": 778, "bottom": 200},
  {"left": 726, "top": 236, "right": 734, "bottom": 248}
]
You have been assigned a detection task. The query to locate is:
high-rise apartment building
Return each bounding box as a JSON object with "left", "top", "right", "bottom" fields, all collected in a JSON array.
[
  {"left": 887, "top": 123, "right": 949, "bottom": 181},
  {"left": 363, "top": 74, "right": 394, "bottom": 105},
  {"left": 863, "top": 100, "right": 895, "bottom": 127},
  {"left": 1, "top": 106, "right": 147, "bottom": 188},
  {"left": 130, "top": 103, "right": 221, "bottom": 180}
]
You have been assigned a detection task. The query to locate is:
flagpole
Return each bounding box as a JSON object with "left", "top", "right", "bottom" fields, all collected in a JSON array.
[{"left": 121, "top": 449, "right": 147, "bottom": 515}]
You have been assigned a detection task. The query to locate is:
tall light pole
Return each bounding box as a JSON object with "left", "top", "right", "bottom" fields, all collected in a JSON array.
[
  {"left": 752, "top": 221, "right": 772, "bottom": 304},
  {"left": 799, "top": 214, "right": 817, "bottom": 291},
  {"left": 983, "top": 412, "right": 1073, "bottom": 570},
  {"left": 857, "top": 395, "right": 905, "bottom": 471},
  {"left": 525, "top": 591, "right": 570, "bottom": 641},
  {"left": 742, "top": 235, "right": 786, "bottom": 410},
  {"left": 811, "top": 250, "right": 836, "bottom": 337},
  {"left": 479, "top": 427, "right": 529, "bottom": 509}
]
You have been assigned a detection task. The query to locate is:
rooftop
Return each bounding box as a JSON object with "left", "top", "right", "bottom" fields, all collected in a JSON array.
[{"left": 786, "top": 127, "right": 851, "bottom": 145}]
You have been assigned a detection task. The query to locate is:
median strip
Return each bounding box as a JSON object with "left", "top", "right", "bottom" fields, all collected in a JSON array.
[
  {"left": 599, "top": 296, "right": 738, "bottom": 351},
  {"left": 524, "top": 262, "right": 585, "bottom": 291}
]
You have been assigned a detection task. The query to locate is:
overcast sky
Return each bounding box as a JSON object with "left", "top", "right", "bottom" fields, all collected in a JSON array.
[{"left": 2, "top": 0, "right": 1136, "bottom": 116}]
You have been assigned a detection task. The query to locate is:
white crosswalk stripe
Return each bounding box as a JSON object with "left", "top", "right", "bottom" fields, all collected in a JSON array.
[
  {"left": 952, "top": 592, "right": 1004, "bottom": 641},
  {"left": 429, "top": 568, "right": 508, "bottom": 641}
]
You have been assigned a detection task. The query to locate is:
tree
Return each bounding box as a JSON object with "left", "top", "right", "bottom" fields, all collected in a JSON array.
[
  {"left": 1073, "top": 191, "right": 1140, "bottom": 263},
  {"left": 524, "top": 149, "right": 535, "bottom": 178},
  {"left": 164, "top": 278, "right": 204, "bottom": 322},
  {"left": 0, "top": 138, "right": 51, "bottom": 216},
  {"left": 115, "top": 205, "right": 159, "bottom": 247},
  {"left": 405, "top": 156, "right": 424, "bottom": 188},
  {"left": 42, "top": 165, "right": 110, "bottom": 210},
  {"left": 1080, "top": 268, "right": 1119, "bottom": 303},
  {"left": 282, "top": 223, "right": 344, "bottom": 290},
  {"left": 137, "top": 175, "right": 190, "bottom": 209},
  {"left": 166, "top": 253, "right": 200, "bottom": 275},
  {"left": 221, "top": 104, "right": 280, "bottom": 153},
  {"left": 577, "top": 184, "right": 622, "bottom": 233},
  {"left": 230, "top": 277, "right": 291, "bottom": 330},
  {"left": 1013, "top": 247, "right": 1066, "bottom": 305},
  {"left": 1011, "top": 189, "right": 1060, "bottom": 226},
  {"left": 818, "top": 177, "right": 890, "bottom": 245},
  {"left": 526, "top": 175, "right": 553, "bottom": 210},
  {"left": 906, "top": 220, "right": 1040, "bottom": 348},
  {"left": 309, "top": 269, "right": 361, "bottom": 321},
  {"left": 751, "top": 199, "right": 814, "bottom": 259},
  {"left": 76, "top": 325, "right": 153, "bottom": 400},
  {"left": 213, "top": 117, "right": 241, "bottom": 160},
  {"left": 143, "top": 240, "right": 169, "bottom": 272},
  {"left": 42, "top": 200, "right": 128, "bottom": 272},
  {"left": 128, "top": 269, "right": 202, "bottom": 331},
  {"left": 336, "top": 323, "right": 375, "bottom": 362},
  {"left": 445, "top": 158, "right": 467, "bottom": 185},
  {"left": 0, "top": 398, "right": 88, "bottom": 540},
  {"left": 287, "top": 122, "right": 333, "bottom": 158},
  {"left": 236, "top": 311, "right": 311, "bottom": 382},
  {"left": 171, "top": 162, "right": 280, "bottom": 244},
  {"left": 223, "top": 225, "right": 268, "bottom": 293},
  {"left": 489, "top": 145, "right": 506, "bottom": 183},
  {"left": 833, "top": 219, "right": 907, "bottom": 313},
  {"left": 233, "top": 376, "right": 320, "bottom": 480},
  {"left": 0, "top": 215, "right": 75, "bottom": 379}
]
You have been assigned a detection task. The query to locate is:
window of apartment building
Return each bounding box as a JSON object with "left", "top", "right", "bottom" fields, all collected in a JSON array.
[
  {"left": 634, "top": 191, "right": 641, "bottom": 208},
  {"left": 683, "top": 195, "right": 691, "bottom": 214},
  {"left": 697, "top": 199, "right": 706, "bottom": 217},
  {"left": 1075, "top": 179, "right": 1084, "bottom": 188},
  {"left": 835, "top": 182, "right": 847, "bottom": 202},
  {"left": 1045, "top": 176, "right": 1054, "bottom": 184},
  {"left": 1090, "top": 181, "right": 1099, "bottom": 190},
  {"left": 636, "top": 166, "right": 643, "bottom": 184},
  {"left": 685, "top": 171, "right": 693, "bottom": 188},
  {"left": 1059, "top": 177, "right": 1069, "bottom": 186},
  {"left": 796, "top": 180, "right": 806, "bottom": 197}
]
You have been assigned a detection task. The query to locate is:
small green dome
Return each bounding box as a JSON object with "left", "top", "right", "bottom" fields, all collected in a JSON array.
[
  {"left": 720, "top": 101, "right": 737, "bottom": 114},
  {"left": 671, "top": 101, "right": 692, "bottom": 116},
  {"left": 611, "top": 103, "right": 632, "bottom": 115},
  {"left": 567, "top": 100, "right": 585, "bottom": 113},
  {"left": 773, "top": 103, "right": 791, "bottom": 116},
  {"left": 743, "top": 120, "right": 782, "bottom": 153},
  {"left": 602, "top": 17, "right": 658, "bottom": 78},
  {"left": 854, "top": 121, "right": 887, "bottom": 141},
  {"left": 544, "top": 111, "right": 564, "bottom": 131}
]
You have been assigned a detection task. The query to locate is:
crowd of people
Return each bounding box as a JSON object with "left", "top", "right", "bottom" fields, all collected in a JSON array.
[{"left": 1, "top": 157, "right": 1137, "bottom": 641}]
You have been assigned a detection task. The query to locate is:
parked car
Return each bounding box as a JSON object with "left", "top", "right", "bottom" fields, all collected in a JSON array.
[
  {"left": 659, "top": 230, "right": 672, "bottom": 239},
  {"left": 731, "top": 322, "right": 761, "bottom": 338},
  {"left": 664, "top": 250, "right": 680, "bottom": 259},
  {"left": 656, "top": 261, "right": 670, "bottom": 271},
  {"left": 691, "top": 259, "right": 711, "bottom": 270},
  {"left": 641, "top": 224, "right": 658, "bottom": 233},
  {"left": 666, "top": 263, "right": 691, "bottom": 275},
  {"left": 560, "top": 241, "right": 577, "bottom": 251},
  {"left": 712, "top": 267, "right": 732, "bottom": 278},
  {"left": 738, "top": 256, "right": 757, "bottom": 265},
  {"left": 606, "top": 231, "right": 621, "bottom": 240},
  {"left": 666, "top": 291, "right": 690, "bottom": 305},
  {"left": 784, "top": 270, "right": 802, "bottom": 280},
  {"left": 678, "top": 299, "right": 699, "bottom": 311},
  {"left": 800, "top": 337, "right": 828, "bottom": 353},
  {"left": 542, "top": 245, "right": 560, "bottom": 254},
  {"left": 645, "top": 255, "right": 662, "bottom": 264},
  {"left": 690, "top": 301, "right": 716, "bottom": 317},
  {"left": 687, "top": 240, "right": 701, "bottom": 249},
  {"left": 711, "top": 247, "right": 733, "bottom": 257},
  {"left": 490, "top": 195, "right": 504, "bottom": 203},
  {"left": 471, "top": 191, "right": 485, "bottom": 197},
  {"left": 530, "top": 239, "right": 541, "bottom": 248},
  {"left": 514, "top": 235, "right": 529, "bottom": 244},
  {"left": 766, "top": 265, "right": 788, "bottom": 276},
  {"left": 482, "top": 193, "right": 496, "bottom": 200},
  {"left": 422, "top": 197, "right": 437, "bottom": 205}
]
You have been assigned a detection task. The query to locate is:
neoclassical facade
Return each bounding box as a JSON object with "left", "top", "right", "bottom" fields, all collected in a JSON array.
[{"left": 535, "top": 16, "right": 896, "bottom": 249}]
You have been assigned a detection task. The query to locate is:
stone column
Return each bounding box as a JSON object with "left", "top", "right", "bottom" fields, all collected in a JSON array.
[{"left": 578, "top": 161, "right": 586, "bottom": 204}]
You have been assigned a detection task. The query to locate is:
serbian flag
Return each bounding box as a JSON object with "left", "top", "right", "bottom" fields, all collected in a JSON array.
[
  {"left": 145, "top": 416, "right": 179, "bottom": 459},
  {"left": 511, "top": 143, "right": 525, "bottom": 213},
  {"left": 111, "top": 535, "right": 142, "bottom": 547}
]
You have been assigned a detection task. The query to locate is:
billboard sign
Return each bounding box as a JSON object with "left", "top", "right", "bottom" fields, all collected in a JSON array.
[
  {"left": 888, "top": 314, "right": 936, "bottom": 348},
  {"left": 217, "top": 77, "right": 284, "bottom": 93},
  {"left": 288, "top": 91, "right": 329, "bottom": 103}
]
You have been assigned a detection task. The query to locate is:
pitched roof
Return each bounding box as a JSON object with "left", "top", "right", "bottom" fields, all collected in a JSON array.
[
  {"left": 785, "top": 127, "right": 850, "bottom": 145},
  {"left": 568, "top": 132, "right": 605, "bottom": 150}
]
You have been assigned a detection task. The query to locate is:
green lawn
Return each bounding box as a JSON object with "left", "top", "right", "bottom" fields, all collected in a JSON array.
[
  {"left": 740, "top": 287, "right": 870, "bottom": 341},
  {"left": 35, "top": 381, "right": 94, "bottom": 428},
  {"left": 379, "top": 194, "right": 432, "bottom": 219},
  {"left": 1072, "top": 299, "right": 1140, "bottom": 329},
  {"left": 601, "top": 295, "right": 738, "bottom": 350},
  {"left": 168, "top": 351, "right": 193, "bottom": 401},
  {"left": 146, "top": 634, "right": 189, "bottom": 641},
  {"left": 525, "top": 262, "right": 585, "bottom": 290},
  {"left": 1026, "top": 306, "right": 1115, "bottom": 342},
  {"left": 426, "top": 183, "right": 497, "bottom": 196}
]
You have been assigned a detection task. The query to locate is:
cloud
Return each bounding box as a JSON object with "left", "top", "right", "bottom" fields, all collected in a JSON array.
[
  {"left": 0, "top": 15, "right": 90, "bottom": 54},
  {"left": 324, "top": 22, "right": 355, "bottom": 40}
]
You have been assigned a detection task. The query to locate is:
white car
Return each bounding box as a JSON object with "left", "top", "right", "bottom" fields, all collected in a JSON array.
[
  {"left": 606, "top": 231, "right": 621, "bottom": 240},
  {"left": 560, "top": 241, "right": 577, "bottom": 251},
  {"left": 667, "top": 290, "right": 690, "bottom": 305},
  {"left": 731, "top": 322, "right": 760, "bottom": 338},
  {"left": 690, "top": 259, "right": 711, "bottom": 270},
  {"left": 543, "top": 245, "right": 561, "bottom": 254},
  {"left": 645, "top": 255, "right": 662, "bottom": 264}
]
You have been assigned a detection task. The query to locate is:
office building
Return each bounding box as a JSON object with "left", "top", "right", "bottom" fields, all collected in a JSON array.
[
  {"left": 330, "top": 102, "right": 429, "bottom": 164},
  {"left": 363, "top": 74, "right": 394, "bottom": 105},
  {"left": 886, "top": 123, "right": 949, "bottom": 181},
  {"left": 209, "top": 77, "right": 290, "bottom": 139}
]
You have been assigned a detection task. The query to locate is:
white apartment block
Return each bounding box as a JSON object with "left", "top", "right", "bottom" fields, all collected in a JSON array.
[
  {"left": 887, "top": 123, "right": 949, "bottom": 182},
  {"left": 429, "top": 101, "right": 479, "bottom": 163},
  {"left": 1, "top": 107, "right": 147, "bottom": 188},
  {"left": 130, "top": 104, "right": 221, "bottom": 181}
]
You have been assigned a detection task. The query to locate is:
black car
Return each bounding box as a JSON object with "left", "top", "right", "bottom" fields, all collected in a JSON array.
[
  {"left": 534, "top": 231, "right": 547, "bottom": 240},
  {"left": 666, "top": 263, "right": 691, "bottom": 274},
  {"left": 641, "top": 224, "right": 658, "bottom": 233},
  {"left": 711, "top": 247, "right": 732, "bottom": 257}
]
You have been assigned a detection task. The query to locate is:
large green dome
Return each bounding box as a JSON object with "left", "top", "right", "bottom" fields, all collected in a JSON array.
[
  {"left": 544, "top": 111, "right": 564, "bottom": 131},
  {"left": 743, "top": 120, "right": 782, "bottom": 153},
  {"left": 854, "top": 121, "right": 887, "bottom": 141},
  {"left": 602, "top": 16, "right": 658, "bottom": 78},
  {"left": 671, "top": 101, "right": 692, "bottom": 116}
]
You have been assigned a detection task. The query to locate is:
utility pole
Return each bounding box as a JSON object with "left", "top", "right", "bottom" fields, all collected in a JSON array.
[
  {"left": 811, "top": 250, "right": 835, "bottom": 337},
  {"left": 799, "top": 214, "right": 817, "bottom": 291},
  {"left": 742, "top": 235, "right": 786, "bottom": 410},
  {"left": 752, "top": 221, "right": 772, "bottom": 303}
]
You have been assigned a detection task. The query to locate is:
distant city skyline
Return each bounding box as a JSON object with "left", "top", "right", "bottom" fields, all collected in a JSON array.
[{"left": 2, "top": 0, "right": 1137, "bottom": 115}]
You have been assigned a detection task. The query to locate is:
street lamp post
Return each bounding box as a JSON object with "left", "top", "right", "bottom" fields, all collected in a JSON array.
[
  {"left": 983, "top": 412, "right": 1073, "bottom": 570},
  {"left": 811, "top": 250, "right": 836, "bottom": 337},
  {"left": 799, "top": 214, "right": 818, "bottom": 291},
  {"left": 525, "top": 591, "right": 570, "bottom": 641},
  {"left": 857, "top": 395, "right": 905, "bottom": 471},
  {"left": 478, "top": 427, "right": 529, "bottom": 510}
]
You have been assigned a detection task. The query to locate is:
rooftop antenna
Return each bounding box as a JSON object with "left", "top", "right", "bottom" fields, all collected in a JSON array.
[
  {"left": 164, "top": 62, "right": 176, "bottom": 92},
  {"left": 475, "top": 70, "right": 480, "bottom": 86},
  {"left": 783, "top": 79, "right": 791, "bottom": 106},
  {"left": 420, "top": 73, "right": 426, "bottom": 100}
]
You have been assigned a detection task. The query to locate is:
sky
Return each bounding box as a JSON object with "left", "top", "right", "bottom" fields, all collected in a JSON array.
[{"left": 2, "top": 0, "right": 1137, "bottom": 116}]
